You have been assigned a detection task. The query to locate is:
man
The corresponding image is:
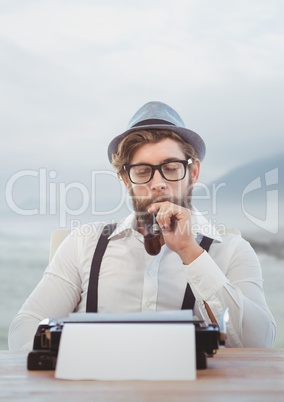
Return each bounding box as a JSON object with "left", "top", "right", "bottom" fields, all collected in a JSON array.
[{"left": 9, "top": 101, "right": 276, "bottom": 351}]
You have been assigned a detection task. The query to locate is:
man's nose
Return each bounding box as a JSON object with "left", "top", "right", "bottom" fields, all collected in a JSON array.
[{"left": 150, "top": 169, "right": 167, "bottom": 191}]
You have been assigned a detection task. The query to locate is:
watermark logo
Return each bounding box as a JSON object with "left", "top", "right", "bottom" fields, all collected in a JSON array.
[{"left": 241, "top": 168, "right": 279, "bottom": 234}]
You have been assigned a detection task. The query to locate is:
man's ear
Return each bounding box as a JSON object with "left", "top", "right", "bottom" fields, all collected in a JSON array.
[
  {"left": 191, "top": 159, "right": 200, "bottom": 185},
  {"left": 120, "top": 172, "right": 131, "bottom": 189}
]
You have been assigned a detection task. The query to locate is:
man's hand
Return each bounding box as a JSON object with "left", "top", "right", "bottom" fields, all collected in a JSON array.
[{"left": 148, "top": 201, "right": 203, "bottom": 264}]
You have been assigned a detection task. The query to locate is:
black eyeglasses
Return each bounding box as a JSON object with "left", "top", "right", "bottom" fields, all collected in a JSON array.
[{"left": 123, "top": 158, "right": 193, "bottom": 184}]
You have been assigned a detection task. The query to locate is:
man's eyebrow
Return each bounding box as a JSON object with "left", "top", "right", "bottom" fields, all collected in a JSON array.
[
  {"left": 131, "top": 157, "right": 184, "bottom": 165},
  {"left": 161, "top": 158, "right": 185, "bottom": 163}
]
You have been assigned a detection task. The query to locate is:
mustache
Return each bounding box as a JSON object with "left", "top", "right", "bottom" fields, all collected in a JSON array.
[
  {"left": 131, "top": 195, "right": 173, "bottom": 214},
  {"left": 131, "top": 194, "right": 191, "bottom": 211}
]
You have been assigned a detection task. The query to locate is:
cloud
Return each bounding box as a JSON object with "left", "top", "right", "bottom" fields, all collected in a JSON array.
[{"left": 0, "top": 0, "right": 283, "bottom": 185}]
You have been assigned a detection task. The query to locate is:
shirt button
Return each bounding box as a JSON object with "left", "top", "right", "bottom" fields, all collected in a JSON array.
[
  {"left": 148, "top": 270, "right": 154, "bottom": 276},
  {"left": 146, "top": 302, "right": 152, "bottom": 308}
]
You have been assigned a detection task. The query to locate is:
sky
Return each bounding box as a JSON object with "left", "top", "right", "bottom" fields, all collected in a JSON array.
[{"left": 0, "top": 0, "right": 283, "bottom": 220}]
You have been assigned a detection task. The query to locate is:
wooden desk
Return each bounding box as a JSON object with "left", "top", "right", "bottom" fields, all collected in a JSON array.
[{"left": 1, "top": 349, "right": 284, "bottom": 402}]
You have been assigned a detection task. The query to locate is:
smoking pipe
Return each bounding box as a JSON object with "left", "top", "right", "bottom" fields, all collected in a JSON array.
[{"left": 144, "top": 213, "right": 162, "bottom": 256}]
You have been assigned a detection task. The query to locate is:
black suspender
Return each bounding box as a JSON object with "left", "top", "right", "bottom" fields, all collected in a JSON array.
[
  {"left": 86, "top": 224, "right": 214, "bottom": 313},
  {"left": 181, "top": 236, "right": 214, "bottom": 310},
  {"left": 199, "top": 236, "right": 214, "bottom": 253},
  {"left": 86, "top": 223, "right": 117, "bottom": 312}
]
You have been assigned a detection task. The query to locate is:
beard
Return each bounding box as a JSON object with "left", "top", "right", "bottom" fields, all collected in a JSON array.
[{"left": 129, "top": 180, "right": 194, "bottom": 232}]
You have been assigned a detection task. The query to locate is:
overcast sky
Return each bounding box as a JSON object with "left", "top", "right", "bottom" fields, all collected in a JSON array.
[{"left": 1, "top": 0, "right": 283, "bottom": 190}]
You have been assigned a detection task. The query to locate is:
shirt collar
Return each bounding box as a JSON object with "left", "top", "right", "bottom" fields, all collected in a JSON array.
[
  {"left": 108, "top": 213, "right": 138, "bottom": 239},
  {"left": 109, "top": 207, "right": 223, "bottom": 243},
  {"left": 191, "top": 206, "right": 223, "bottom": 242}
]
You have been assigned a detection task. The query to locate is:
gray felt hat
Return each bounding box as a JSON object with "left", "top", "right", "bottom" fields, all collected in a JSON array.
[{"left": 107, "top": 101, "right": 206, "bottom": 162}]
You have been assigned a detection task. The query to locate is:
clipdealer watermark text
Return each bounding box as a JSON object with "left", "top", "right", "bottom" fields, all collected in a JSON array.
[{"left": 5, "top": 167, "right": 279, "bottom": 234}]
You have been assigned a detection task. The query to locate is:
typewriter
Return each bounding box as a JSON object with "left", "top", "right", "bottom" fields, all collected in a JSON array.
[{"left": 27, "top": 310, "right": 228, "bottom": 371}]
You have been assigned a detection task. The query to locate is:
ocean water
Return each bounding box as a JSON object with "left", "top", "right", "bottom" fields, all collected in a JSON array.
[
  {"left": 0, "top": 231, "right": 283, "bottom": 350},
  {"left": 0, "top": 231, "right": 50, "bottom": 349}
]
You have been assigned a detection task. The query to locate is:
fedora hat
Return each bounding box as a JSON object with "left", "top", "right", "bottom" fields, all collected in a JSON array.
[{"left": 107, "top": 101, "right": 206, "bottom": 162}]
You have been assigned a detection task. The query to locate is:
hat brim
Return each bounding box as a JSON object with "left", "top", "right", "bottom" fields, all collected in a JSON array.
[{"left": 107, "top": 124, "right": 206, "bottom": 162}]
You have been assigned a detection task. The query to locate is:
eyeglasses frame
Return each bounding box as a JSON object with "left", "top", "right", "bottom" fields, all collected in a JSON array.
[{"left": 123, "top": 158, "right": 193, "bottom": 184}]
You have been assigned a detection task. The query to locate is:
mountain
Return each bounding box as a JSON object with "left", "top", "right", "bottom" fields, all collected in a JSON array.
[{"left": 199, "top": 153, "right": 283, "bottom": 201}]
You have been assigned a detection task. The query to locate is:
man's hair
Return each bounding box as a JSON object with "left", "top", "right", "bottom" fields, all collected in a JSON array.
[{"left": 112, "top": 129, "right": 198, "bottom": 176}]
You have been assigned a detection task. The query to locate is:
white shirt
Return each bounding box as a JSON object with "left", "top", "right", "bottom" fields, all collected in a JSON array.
[{"left": 8, "top": 209, "right": 276, "bottom": 351}]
